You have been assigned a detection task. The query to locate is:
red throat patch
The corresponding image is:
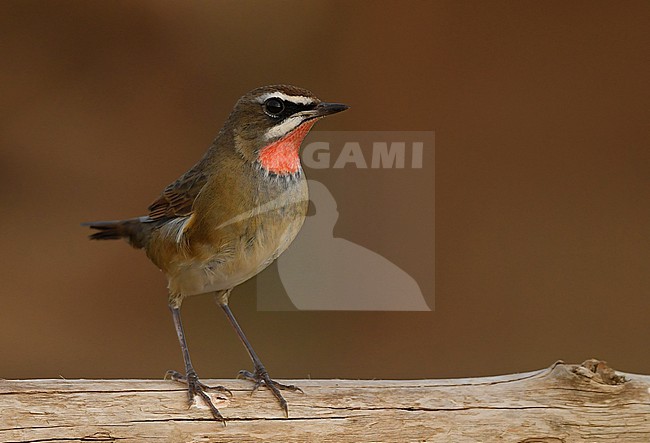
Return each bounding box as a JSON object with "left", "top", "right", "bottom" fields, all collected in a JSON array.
[{"left": 258, "top": 120, "right": 316, "bottom": 174}]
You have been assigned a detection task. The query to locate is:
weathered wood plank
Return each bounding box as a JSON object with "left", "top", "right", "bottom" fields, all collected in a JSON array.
[{"left": 1, "top": 360, "right": 648, "bottom": 442}]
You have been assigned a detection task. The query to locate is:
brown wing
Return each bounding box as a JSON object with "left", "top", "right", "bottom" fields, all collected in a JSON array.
[{"left": 148, "top": 161, "right": 208, "bottom": 220}]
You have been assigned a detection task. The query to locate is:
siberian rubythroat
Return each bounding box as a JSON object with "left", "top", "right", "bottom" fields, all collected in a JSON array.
[{"left": 84, "top": 85, "right": 349, "bottom": 421}]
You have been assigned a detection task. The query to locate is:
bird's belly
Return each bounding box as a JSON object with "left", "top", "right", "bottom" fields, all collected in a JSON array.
[{"left": 168, "top": 216, "right": 305, "bottom": 297}]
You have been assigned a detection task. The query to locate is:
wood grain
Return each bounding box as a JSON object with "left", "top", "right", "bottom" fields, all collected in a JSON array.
[{"left": 1, "top": 360, "right": 648, "bottom": 442}]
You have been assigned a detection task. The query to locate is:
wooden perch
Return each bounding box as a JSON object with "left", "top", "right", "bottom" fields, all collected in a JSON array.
[{"left": 1, "top": 360, "right": 649, "bottom": 442}]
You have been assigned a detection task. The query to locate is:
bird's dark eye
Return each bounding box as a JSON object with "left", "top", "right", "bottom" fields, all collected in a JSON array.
[{"left": 263, "top": 98, "right": 285, "bottom": 117}]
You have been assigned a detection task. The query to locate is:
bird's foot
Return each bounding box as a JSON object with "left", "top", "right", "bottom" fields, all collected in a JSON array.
[
  {"left": 166, "top": 369, "right": 232, "bottom": 423},
  {"left": 237, "top": 366, "right": 303, "bottom": 417}
]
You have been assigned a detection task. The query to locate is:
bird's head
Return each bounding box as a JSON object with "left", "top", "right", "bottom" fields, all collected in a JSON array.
[{"left": 226, "top": 85, "right": 349, "bottom": 175}]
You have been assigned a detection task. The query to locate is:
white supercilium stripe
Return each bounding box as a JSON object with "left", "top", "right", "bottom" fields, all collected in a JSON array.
[
  {"left": 256, "top": 92, "right": 315, "bottom": 105},
  {"left": 263, "top": 115, "right": 303, "bottom": 140}
]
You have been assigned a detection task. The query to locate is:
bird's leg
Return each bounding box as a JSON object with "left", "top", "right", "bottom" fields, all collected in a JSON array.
[
  {"left": 218, "top": 302, "right": 303, "bottom": 417},
  {"left": 167, "top": 305, "right": 231, "bottom": 422}
]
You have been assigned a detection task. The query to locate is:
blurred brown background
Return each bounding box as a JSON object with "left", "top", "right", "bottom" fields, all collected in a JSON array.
[{"left": 1, "top": 1, "right": 649, "bottom": 380}]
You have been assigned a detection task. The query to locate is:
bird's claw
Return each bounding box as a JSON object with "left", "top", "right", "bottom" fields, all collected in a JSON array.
[
  {"left": 166, "top": 370, "right": 233, "bottom": 397},
  {"left": 237, "top": 367, "right": 303, "bottom": 417},
  {"left": 166, "top": 369, "right": 230, "bottom": 423}
]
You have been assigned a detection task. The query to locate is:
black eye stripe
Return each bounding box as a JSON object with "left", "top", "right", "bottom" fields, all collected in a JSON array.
[
  {"left": 282, "top": 102, "right": 316, "bottom": 116},
  {"left": 262, "top": 98, "right": 316, "bottom": 119}
]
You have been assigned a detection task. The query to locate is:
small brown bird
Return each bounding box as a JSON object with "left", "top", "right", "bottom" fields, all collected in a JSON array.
[{"left": 84, "top": 85, "right": 348, "bottom": 421}]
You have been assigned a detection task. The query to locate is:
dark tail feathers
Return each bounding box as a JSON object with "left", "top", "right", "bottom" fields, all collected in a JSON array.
[{"left": 82, "top": 217, "right": 151, "bottom": 248}]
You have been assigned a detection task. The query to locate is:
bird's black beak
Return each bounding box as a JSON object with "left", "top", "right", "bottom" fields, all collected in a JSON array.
[
  {"left": 312, "top": 102, "right": 350, "bottom": 118},
  {"left": 299, "top": 102, "right": 349, "bottom": 124}
]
